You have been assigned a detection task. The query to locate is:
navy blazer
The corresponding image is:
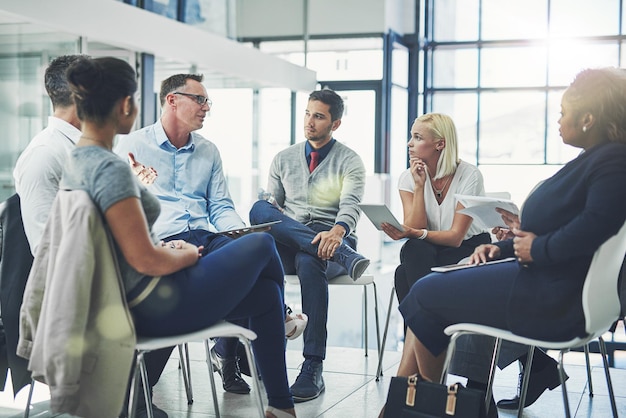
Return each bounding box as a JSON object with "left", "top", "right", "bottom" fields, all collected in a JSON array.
[{"left": 496, "top": 142, "right": 626, "bottom": 341}]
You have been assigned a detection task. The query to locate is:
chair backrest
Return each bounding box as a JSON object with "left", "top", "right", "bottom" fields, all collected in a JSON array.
[{"left": 583, "top": 221, "right": 626, "bottom": 335}]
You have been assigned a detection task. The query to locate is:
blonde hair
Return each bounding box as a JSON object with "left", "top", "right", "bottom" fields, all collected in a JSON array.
[{"left": 414, "top": 113, "right": 460, "bottom": 179}]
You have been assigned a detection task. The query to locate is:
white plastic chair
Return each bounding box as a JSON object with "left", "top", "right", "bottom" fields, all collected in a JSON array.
[
  {"left": 441, "top": 221, "right": 626, "bottom": 418},
  {"left": 22, "top": 321, "right": 264, "bottom": 418},
  {"left": 285, "top": 273, "right": 381, "bottom": 357},
  {"left": 128, "top": 321, "right": 264, "bottom": 418}
]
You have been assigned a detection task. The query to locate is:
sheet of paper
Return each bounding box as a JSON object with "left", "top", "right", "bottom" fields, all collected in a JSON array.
[{"left": 455, "top": 194, "right": 520, "bottom": 229}]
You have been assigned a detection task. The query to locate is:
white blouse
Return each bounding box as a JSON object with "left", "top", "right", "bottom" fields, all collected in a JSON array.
[{"left": 398, "top": 160, "right": 487, "bottom": 240}]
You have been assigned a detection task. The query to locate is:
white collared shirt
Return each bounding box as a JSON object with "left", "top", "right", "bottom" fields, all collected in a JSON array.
[{"left": 13, "top": 116, "right": 81, "bottom": 254}]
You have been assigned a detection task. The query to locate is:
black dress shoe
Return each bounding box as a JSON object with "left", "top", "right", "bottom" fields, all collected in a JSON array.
[
  {"left": 210, "top": 346, "right": 251, "bottom": 394},
  {"left": 497, "top": 362, "right": 566, "bottom": 410}
]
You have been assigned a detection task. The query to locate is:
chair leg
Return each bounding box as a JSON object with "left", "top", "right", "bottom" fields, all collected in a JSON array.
[
  {"left": 239, "top": 337, "right": 265, "bottom": 418},
  {"left": 204, "top": 340, "right": 221, "bottom": 418},
  {"left": 484, "top": 338, "right": 502, "bottom": 417},
  {"left": 127, "top": 354, "right": 142, "bottom": 418},
  {"left": 598, "top": 337, "right": 619, "bottom": 417},
  {"left": 128, "top": 351, "right": 155, "bottom": 418},
  {"left": 178, "top": 344, "right": 194, "bottom": 404},
  {"left": 23, "top": 379, "right": 34, "bottom": 418},
  {"left": 363, "top": 285, "right": 368, "bottom": 357},
  {"left": 139, "top": 355, "right": 154, "bottom": 418},
  {"left": 440, "top": 331, "right": 461, "bottom": 382},
  {"left": 372, "top": 282, "right": 382, "bottom": 358},
  {"left": 376, "top": 285, "right": 395, "bottom": 381},
  {"left": 584, "top": 343, "right": 594, "bottom": 397},
  {"left": 517, "top": 345, "right": 535, "bottom": 418},
  {"left": 557, "top": 351, "right": 572, "bottom": 418},
  {"left": 362, "top": 282, "right": 382, "bottom": 359}
]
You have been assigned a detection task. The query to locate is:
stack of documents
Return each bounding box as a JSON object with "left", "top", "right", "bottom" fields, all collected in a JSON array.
[{"left": 455, "top": 194, "right": 520, "bottom": 230}]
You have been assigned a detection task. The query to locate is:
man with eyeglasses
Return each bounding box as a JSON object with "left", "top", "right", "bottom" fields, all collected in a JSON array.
[{"left": 115, "top": 73, "right": 256, "bottom": 396}]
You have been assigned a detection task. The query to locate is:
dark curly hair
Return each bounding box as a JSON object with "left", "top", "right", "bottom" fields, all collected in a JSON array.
[{"left": 564, "top": 67, "right": 626, "bottom": 144}]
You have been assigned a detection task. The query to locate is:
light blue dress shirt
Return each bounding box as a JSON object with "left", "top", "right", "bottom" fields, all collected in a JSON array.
[{"left": 114, "top": 120, "right": 244, "bottom": 239}]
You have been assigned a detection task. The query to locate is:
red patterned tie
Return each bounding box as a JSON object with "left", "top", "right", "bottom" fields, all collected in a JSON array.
[{"left": 309, "top": 151, "right": 319, "bottom": 173}]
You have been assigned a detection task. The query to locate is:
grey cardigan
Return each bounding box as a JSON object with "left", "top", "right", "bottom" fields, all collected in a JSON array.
[{"left": 268, "top": 140, "right": 365, "bottom": 235}]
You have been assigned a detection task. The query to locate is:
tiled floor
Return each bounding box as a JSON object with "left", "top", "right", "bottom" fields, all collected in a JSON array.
[
  {"left": 2, "top": 242, "right": 626, "bottom": 417},
  {"left": 4, "top": 343, "right": 626, "bottom": 418}
]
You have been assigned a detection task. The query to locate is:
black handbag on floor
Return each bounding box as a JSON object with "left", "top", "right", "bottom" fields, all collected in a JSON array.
[{"left": 382, "top": 374, "right": 485, "bottom": 418}]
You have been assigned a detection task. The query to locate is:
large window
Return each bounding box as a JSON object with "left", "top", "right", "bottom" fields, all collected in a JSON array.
[{"left": 423, "top": 0, "right": 626, "bottom": 203}]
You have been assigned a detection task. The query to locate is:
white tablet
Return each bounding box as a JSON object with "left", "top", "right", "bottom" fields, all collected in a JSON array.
[
  {"left": 218, "top": 220, "right": 281, "bottom": 235},
  {"left": 431, "top": 257, "right": 516, "bottom": 272},
  {"left": 358, "top": 204, "right": 404, "bottom": 231}
]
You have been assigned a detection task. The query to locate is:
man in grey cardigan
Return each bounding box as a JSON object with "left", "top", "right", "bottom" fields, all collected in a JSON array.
[{"left": 249, "top": 88, "right": 369, "bottom": 402}]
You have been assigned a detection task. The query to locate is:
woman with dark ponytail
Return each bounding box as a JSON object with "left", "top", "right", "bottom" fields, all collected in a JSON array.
[{"left": 61, "top": 57, "right": 297, "bottom": 418}]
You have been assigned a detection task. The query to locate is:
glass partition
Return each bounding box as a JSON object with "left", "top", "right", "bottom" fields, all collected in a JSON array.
[
  {"left": 478, "top": 91, "right": 547, "bottom": 164},
  {"left": 431, "top": 92, "right": 479, "bottom": 165},
  {"left": 197, "top": 88, "right": 255, "bottom": 214},
  {"left": 433, "top": 0, "right": 479, "bottom": 41},
  {"left": 547, "top": 40, "right": 619, "bottom": 85},
  {"left": 550, "top": 0, "right": 620, "bottom": 37},
  {"left": 480, "top": 46, "right": 547, "bottom": 88},
  {"left": 481, "top": 0, "right": 548, "bottom": 40},
  {"left": 305, "top": 38, "right": 384, "bottom": 81},
  {"left": 432, "top": 47, "right": 479, "bottom": 88},
  {"left": 0, "top": 20, "right": 80, "bottom": 201},
  {"left": 256, "top": 88, "right": 294, "bottom": 198}
]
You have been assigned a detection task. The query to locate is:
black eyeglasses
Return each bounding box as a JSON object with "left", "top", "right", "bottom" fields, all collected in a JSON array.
[{"left": 173, "top": 92, "right": 212, "bottom": 107}]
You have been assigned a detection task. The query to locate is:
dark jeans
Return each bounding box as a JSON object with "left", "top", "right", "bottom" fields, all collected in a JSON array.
[
  {"left": 168, "top": 230, "right": 246, "bottom": 358},
  {"left": 249, "top": 200, "right": 357, "bottom": 360},
  {"left": 131, "top": 230, "right": 292, "bottom": 409},
  {"left": 399, "top": 258, "right": 550, "bottom": 382}
]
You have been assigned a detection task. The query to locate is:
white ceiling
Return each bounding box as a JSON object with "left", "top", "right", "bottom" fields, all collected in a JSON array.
[{"left": 0, "top": 0, "right": 317, "bottom": 91}]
